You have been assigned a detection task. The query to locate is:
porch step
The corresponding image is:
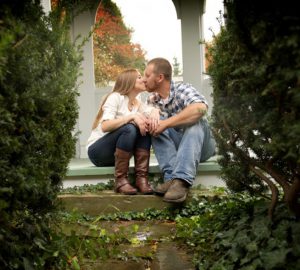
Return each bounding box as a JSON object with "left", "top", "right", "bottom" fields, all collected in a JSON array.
[
  {"left": 58, "top": 190, "right": 219, "bottom": 216},
  {"left": 63, "top": 155, "right": 224, "bottom": 189},
  {"left": 66, "top": 156, "right": 221, "bottom": 177}
]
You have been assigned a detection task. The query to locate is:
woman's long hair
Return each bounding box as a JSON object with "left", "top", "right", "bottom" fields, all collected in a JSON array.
[{"left": 92, "top": 69, "right": 139, "bottom": 129}]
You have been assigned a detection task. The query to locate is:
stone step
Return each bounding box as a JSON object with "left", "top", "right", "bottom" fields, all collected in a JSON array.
[
  {"left": 58, "top": 190, "right": 218, "bottom": 215},
  {"left": 64, "top": 220, "right": 194, "bottom": 270},
  {"left": 80, "top": 242, "right": 194, "bottom": 270}
]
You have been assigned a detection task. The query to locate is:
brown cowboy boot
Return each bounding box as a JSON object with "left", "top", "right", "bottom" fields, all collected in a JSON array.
[
  {"left": 134, "top": 148, "right": 153, "bottom": 194},
  {"left": 163, "top": 179, "right": 190, "bottom": 203},
  {"left": 114, "top": 148, "right": 137, "bottom": 195},
  {"left": 154, "top": 180, "right": 173, "bottom": 196}
]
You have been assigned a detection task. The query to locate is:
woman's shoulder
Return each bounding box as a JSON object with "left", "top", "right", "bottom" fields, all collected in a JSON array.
[
  {"left": 106, "top": 92, "right": 124, "bottom": 102},
  {"left": 109, "top": 92, "right": 121, "bottom": 98}
]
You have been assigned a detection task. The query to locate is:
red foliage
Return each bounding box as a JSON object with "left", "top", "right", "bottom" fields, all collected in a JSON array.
[
  {"left": 93, "top": 2, "right": 146, "bottom": 85},
  {"left": 95, "top": 7, "right": 129, "bottom": 38}
]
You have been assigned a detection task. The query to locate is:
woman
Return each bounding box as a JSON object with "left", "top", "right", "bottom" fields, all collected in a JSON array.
[{"left": 86, "top": 69, "right": 159, "bottom": 195}]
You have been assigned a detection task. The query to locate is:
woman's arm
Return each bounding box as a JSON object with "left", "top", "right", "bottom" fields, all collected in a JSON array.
[
  {"left": 101, "top": 95, "right": 150, "bottom": 135},
  {"left": 100, "top": 93, "right": 135, "bottom": 133},
  {"left": 102, "top": 113, "right": 149, "bottom": 136},
  {"left": 101, "top": 114, "right": 135, "bottom": 133}
]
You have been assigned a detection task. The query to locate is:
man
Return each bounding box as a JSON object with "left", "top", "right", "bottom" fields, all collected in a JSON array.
[{"left": 143, "top": 57, "right": 216, "bottom": 203}]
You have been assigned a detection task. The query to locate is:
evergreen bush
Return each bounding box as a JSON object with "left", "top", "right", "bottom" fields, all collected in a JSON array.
[
  {"left": 175, "top": 194, "right": 300, "bottom": 269},
  {"left": 208, "top": 0, "right": 300, "bottom": 218},
  {"left": 0, "top": 1, "right": 82, "bottom": 268}
]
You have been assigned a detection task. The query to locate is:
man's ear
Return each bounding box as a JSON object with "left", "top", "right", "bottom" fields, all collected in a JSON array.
[{"left": 157, "top": 73, "right": 164, "bottom": 83}]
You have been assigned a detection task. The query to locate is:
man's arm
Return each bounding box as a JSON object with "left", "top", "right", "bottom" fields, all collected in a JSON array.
[
  {"left": 166, "top": 102, "right": 207, "bottom": 127},
  {"left": 151, "top": 102, "right": 207, "bottom": 136}
]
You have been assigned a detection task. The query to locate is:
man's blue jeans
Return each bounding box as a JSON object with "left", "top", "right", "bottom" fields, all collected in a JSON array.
[{"left": 151, "top": 118, "right": 216, "bottom": 185}]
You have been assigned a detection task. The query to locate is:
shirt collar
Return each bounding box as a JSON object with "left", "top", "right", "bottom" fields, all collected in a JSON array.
[
  {"left": 156, "top": 80, "right": 175, "bottom": 105},
  {"left": 169, "top": 81, "right": 175, "bottom": 101}
]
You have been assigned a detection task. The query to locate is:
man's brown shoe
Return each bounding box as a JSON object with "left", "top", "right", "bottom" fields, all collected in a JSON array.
[
  {"left": 163, "top": 179, "right": 190, "bottom": 203},
  {"left": 154, "top": 180, "right": 173, "bottom": 196}
]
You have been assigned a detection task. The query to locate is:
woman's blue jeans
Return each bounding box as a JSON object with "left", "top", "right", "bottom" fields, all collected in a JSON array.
[
  {"left": 151, "top": 118, "right": 216, "bottom": 185},
  {"left": 88, "top": 123, "right": 151, "bottom": 166}
]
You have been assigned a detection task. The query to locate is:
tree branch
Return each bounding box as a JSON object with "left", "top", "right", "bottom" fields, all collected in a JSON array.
[
  {"left": 249, "top": 165, "right": 279, "bottom": 219},
  {"left": 220, "top": 117, "right": 290, "bottom": 193},
  {"left": 285, "top": 175, "right": 300, "bottom": 217}
]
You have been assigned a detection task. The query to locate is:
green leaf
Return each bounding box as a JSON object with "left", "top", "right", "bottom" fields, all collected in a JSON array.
[
  {"left": 261, "top": 248, "right": 291, "bottom": 270},
  {"left": 23, "top": 257, "right": 35, "bottom": 270},
  {"left": 71, "top": 256, "right": 81, "bottom": 270}
]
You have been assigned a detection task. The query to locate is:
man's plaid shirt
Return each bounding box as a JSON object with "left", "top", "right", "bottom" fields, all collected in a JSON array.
[{"left": 146, "top": 81, "right": 208, "bottom": 118}]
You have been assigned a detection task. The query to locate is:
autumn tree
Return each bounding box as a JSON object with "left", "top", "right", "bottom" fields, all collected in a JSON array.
[{"left": 94, "top": 0, "right": 146, "bottom": 86}]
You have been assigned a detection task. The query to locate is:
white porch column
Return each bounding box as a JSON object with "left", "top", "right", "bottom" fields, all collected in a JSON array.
[
  {"left": 71, "top": 9, "right": 97, "bottom": 158},
  {"left": 172, "top": 0, "right": 213, "bottom": 114},
  {"left": 41, "top": 0, "right": 51, "bottom": 14},
  {"left": 172, "top": 0, "right": 205, "bottom": 91}
]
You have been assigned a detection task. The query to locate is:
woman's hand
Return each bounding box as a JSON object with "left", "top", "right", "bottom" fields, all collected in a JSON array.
[
  {"left": 133, "top": 113, "right": 148, "bottom": 136},
  {"left": 147, "top": 108, "right": 160, "bottom": 134}
]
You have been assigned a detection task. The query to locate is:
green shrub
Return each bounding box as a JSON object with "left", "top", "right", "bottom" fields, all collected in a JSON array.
[
  {"left": 208, "top": 0, "right": 300, "bottom": 217},
  {"left": 0, "top": 1, "right": 81, "bottom": 268},
  {"left": 175, "top": 194, "right": 300, "bottom": 270}
]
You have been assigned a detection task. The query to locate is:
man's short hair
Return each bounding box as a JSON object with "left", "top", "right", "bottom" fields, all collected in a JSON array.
[{"left": 148, "top": 57, "right": 172, "bottom": 81}]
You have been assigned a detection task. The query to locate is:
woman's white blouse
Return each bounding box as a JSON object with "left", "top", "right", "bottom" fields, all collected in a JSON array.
[{"left": 86, "top": 92, "right": 153, "bottom": 150}]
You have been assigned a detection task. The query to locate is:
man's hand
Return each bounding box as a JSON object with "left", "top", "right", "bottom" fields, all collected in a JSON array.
[
  {"left": 151, "top": 119, "right": 168, "bottom": 137},
  {"left": 149, "top": 103, "right": 207, "bottom": 137}
]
